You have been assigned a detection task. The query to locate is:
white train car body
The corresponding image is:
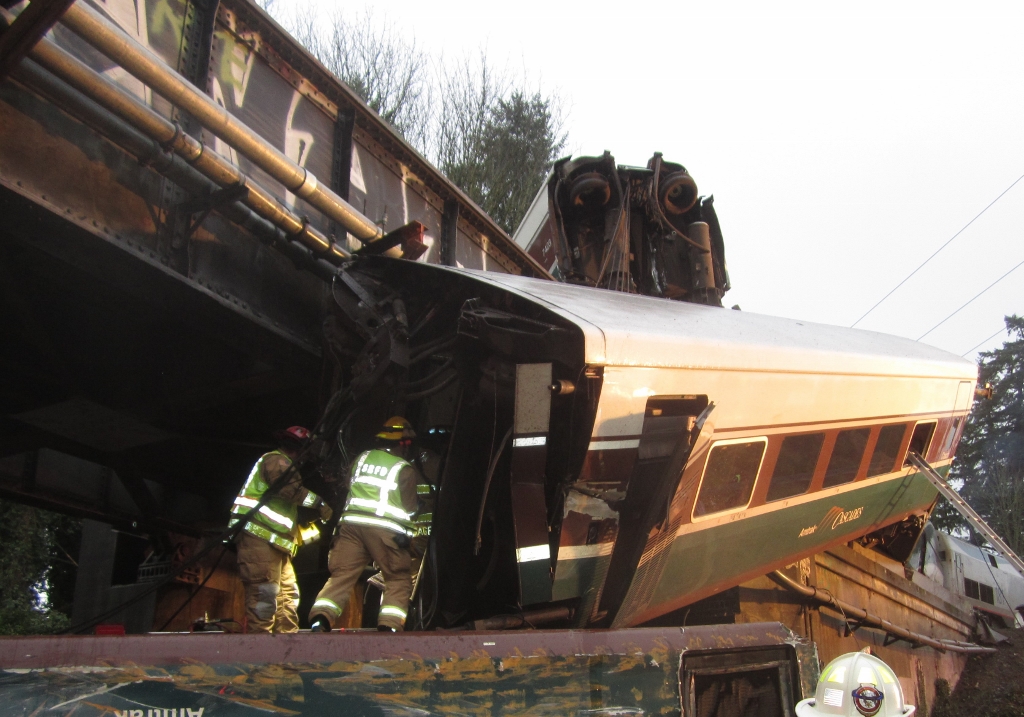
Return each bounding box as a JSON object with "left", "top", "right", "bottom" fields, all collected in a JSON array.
[
  {"left": 334, "top": 260, "right": 978, "bottom": 628},
  {"left": 915, "top": 524, "right": 1024, "bottom": 627}
]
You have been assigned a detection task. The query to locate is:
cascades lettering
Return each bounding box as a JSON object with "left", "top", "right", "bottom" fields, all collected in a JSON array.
[{"left": 831, "top": 506, "right": 863, "bottom": 529}]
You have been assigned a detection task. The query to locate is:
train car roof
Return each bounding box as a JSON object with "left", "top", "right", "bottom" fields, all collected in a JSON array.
[
  {"left": 938, "top": 531, "right": 1020, "bottom": 574},
  {"left": 455, "top": 268, "right": 977, "bottom": 380}
]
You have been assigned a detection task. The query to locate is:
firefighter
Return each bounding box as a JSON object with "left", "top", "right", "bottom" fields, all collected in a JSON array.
[
  {"left": 409, "top": 439, "right": 440, "bottom": 582},
  {"left": 308, "top": 416, "right": 421, "bottom": 633},
  {"left": 230, "top": 426, "right": 332, "bottom": 634},
  {"left": 363, "top": 440, "right": 438, "bottom": 622}
]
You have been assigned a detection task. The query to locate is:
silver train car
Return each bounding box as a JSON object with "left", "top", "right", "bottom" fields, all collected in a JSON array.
[
  {"left": 324, "top": 258, "right": 977, "bottom": 629},
  {"left": 911, "top": 523, "right": 1024, "bottom": 627}
]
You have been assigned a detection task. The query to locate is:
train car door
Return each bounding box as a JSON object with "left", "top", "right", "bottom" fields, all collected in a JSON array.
[{"left": 597, "top": 396, "right": 713, "bottom": 625}]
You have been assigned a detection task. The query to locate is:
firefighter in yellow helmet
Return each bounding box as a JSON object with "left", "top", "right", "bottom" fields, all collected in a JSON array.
[
  {"left": 229, "top": 426, "right": 332, "bottom": 634},
  {"left": 308, "top": 417, "right": 422, "bottom": 632}
]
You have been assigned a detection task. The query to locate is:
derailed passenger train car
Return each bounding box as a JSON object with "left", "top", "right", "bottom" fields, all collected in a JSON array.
[{"left": 323, "top": 257, "right": 977, "bottom": 630}]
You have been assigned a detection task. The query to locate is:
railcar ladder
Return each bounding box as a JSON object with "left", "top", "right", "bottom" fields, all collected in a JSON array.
[{"left": 908, "top": 452, "right": 1024, "bottom": 578}]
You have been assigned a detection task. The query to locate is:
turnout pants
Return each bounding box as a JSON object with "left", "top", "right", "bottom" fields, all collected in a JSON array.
[
  {"left": 310, "top": 523, "right": 412, "bottom": 630},
  {"left": 236, "top": 531, "right": 300, "bottom": 633}
]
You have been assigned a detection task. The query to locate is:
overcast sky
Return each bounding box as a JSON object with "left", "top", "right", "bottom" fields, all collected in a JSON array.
[{"left": 274, "top": 1, "right": 1024, "bottom": 361}]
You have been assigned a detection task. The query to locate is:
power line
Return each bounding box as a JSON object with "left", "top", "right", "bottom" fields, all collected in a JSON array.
[
  {"left": 962, "top": 327, "right": 1007, "bottom": 357},
  {"left": 851, "top": 172, "right": 1024, "bottom": 328},
  {"left": 918, "top": 257, "right": 1024, "bottom": 341}
]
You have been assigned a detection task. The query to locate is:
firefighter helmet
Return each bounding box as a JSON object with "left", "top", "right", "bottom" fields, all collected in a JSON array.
[
  {"left": 377, "top": 416, "right": 416, "bottom": 442},
  {"left": 795, "top": 649, "right": 914, "bottom": 717},
  {"left": 274, "top": 426, "right": 311, "bottom": 446}
]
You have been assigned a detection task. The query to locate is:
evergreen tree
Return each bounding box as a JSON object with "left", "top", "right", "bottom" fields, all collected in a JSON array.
[
  {"left": 441, "top": 90, "right": 566, "bottom": 235},
  {"left": 940, "top": 315, "right": 1024, "bottom": 553}
]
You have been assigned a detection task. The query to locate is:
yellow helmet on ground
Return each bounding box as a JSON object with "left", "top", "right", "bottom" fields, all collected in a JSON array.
[{"left": 377, "top": 416, "right": 416, "bottom": 441}]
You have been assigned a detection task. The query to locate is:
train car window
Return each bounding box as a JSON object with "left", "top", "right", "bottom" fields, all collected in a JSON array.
[
  {"left": 904, "top": 421, "right": 936, "bottom": 465},
  {"left": 988, "top": 553, "right": 999, "bottom": 568},
  {"left": 911, "top": 423, "right": 936, "bottom": 454},
  {"left": 964, "top": 578, "right": 980, "bottom": 600},
  {"left": 867, "top": 424, "right": 908, "bottom": 477},
  {"left": 939, "top": 417, "right": 964, "bottom": 459},
  {"left": 822, "top": 428, "right": 870, "bottom": 488},
  {"left": 693, "top": 438, "right": 767, "bottom": 519},
  {"left": 980, "top": 583, "right": 995, "bottom": 604},
  {"left": 766, "top": 433, "right": 824, "bottom": 502}
]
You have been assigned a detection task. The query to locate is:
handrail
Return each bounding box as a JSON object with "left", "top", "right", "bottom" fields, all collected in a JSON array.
[
  {"left": 59, "top": 1, "right": 383, "bottom": 245},
  {"left": 2, "top": 10, "right": 349, "bottom": 265},
  {"left": 770, "top": 570, "right": 995, "bottom": 654}
]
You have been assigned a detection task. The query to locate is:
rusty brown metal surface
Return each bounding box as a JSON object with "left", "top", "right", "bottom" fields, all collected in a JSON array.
[
  {"left": 0, "top": 623, "right": 800, "bottom": 670},
  {"left": 0, "top": 624, "right": 812, "bottom": 716}
]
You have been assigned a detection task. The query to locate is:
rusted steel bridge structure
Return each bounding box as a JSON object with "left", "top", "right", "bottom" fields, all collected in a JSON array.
[{"left": 0, "top": 0, "right": 547, "bottom": 537}]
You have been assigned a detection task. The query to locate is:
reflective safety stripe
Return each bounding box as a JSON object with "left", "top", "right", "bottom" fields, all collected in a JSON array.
[
  {"left": 311, "top": 598, "right": 341, "bottom": 616},
  {"left": 353, "top": 452, "right": 368, "bottom": 478},
  {"left": 351, "top": 461, "right": 406, "bottom": 517},
  {"left": 513, "top": 436, "right": 547, "bottom": 447},
  {"left": 353, "top": 475, "right": 395, "bottom": 488},
  {"left": 233, "top": 496, "right": 295, "bottom": 530},
  {"left": 240, "top": 460, "right": 262, "bottom": 495},
  {"left": 343, "top": 450, "right": 416, "bottom": 533},
  {"left": 588, "top": 438, "right": 640, "bottom": 451},
  {"left": 301, "top": 492, "right": 320, "bottom": 508},
  {"left": 298, "top": 523, "right": 321, "bottom": 544},
  {"left": 516, "top": 544, "right": 551, "bottom": 563},
  {"left": 416, "top": 484, "right": 432, "bottom": 495},
  {"left": 348, "top": 497, "right": 412, "bottom": 520},
  {"left": 341, "top": 513, "right": 415, "bottom": 536},
  {"left": 379, "top": 605, "right": 407, "bottom": 621},
  {"left": 230, "top": 518, "right": 298, "bottom": 556}
]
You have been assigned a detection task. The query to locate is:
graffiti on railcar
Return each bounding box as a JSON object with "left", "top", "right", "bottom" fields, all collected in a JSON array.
[
  {"left": 0, "top": 648, "right": 680, "bottom": 716},
  {"left": 207, "top": 21, "right": 335, "bottom": 235}
]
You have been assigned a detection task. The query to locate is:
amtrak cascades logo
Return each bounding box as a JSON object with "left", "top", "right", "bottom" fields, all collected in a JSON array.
[{"left": 798, "top": 505, "right": 864, "bottom": 537}]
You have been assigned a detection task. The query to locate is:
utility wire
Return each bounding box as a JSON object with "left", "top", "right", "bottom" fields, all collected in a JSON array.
[
  {"left": 918, "top": 257, "right": 1024, "bottom": 340},
  {"left": 851, "top": 172, "right": 1024, "bottom": 328},
  {"left": 962, "top": 327, "right": 1008, "bottom": 357}
]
